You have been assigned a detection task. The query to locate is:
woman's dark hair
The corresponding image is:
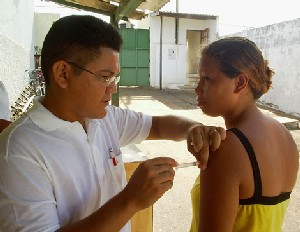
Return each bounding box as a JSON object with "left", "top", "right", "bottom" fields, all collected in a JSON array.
[
  {"left": 41, "top": 15, "right": 123, "bottom": 86},
  {"left": 202, "top": 36, "right": 274, "bottom": 99}
]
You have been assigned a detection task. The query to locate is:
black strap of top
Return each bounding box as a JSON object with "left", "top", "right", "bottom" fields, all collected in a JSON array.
[
  {"left": 228, "top": 128, "right": 262, "bottom": 199},
  {"left": 228, "top": 128, "right": 291, "bottom": 205}
]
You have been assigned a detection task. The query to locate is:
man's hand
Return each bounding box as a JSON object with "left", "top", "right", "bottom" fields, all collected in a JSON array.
[
  {"left": 187, "top": 125, "right": 226, "bottom": 170},
  {"left": 122, "top": 157, "right": 176, "bottom": 211},
  {"left": 0, "top": 119, "right": 11, "bottom": 133},
  {"left": 147, "top": 115, "right": 226, "bottom": 170}
]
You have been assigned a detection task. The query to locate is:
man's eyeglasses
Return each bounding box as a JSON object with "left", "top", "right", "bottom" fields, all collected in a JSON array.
[{"left": 66, "top": 61, "right": 120, "bottom": 86}]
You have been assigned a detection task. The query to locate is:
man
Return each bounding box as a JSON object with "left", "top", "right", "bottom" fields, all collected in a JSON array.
[
  {"left": 0, "top": 15, "right": 225, "bottom": 231},
  {"left": 0, "top": 80, "right": 11, "bottom": 132}
]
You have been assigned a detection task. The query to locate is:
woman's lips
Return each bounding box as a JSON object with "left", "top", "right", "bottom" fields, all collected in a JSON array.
[{"left": 197, "top": 98, "right": 205, "bottom": 107}]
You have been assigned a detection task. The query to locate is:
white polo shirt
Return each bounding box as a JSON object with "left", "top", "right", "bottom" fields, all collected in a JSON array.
[
  {"left": 0, "top": 98, "right": 152, "bottom": 232},
  {"left": 0, "top": 81, "right": 10, "bottom": 120}
]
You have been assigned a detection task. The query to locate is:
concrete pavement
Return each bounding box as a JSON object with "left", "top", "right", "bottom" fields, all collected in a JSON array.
[{"left": 119, "top": 86, "right": 300, "bottom": 232}]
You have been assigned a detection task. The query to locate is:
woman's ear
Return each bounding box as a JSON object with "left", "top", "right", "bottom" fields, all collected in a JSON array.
[
  {"left": 52, "top": 61, "right": 70, "bottom": 88},
  {"left": 234, "top": 73, "right": 248, "bottom": 93}
]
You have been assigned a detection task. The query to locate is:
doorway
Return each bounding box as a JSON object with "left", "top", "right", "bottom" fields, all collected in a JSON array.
[{"left": 186, "top": 29, "right": 209, "bottom": 85}]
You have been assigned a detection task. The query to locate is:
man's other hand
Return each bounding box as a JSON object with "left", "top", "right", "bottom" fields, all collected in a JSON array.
[{"left": 187, "top": 126, "right": 226, "bottom": 170}]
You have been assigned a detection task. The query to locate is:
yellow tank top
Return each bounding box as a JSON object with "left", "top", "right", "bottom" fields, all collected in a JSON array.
[
  {"left": 190, "top": 128, "right": 291, "bottom": 232},
  {"left": 190, "top": 175, "right": 290, "bottom": 232}
]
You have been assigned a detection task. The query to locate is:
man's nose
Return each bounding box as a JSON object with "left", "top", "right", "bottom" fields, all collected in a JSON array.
[{"left": 106, "top": 82, "right": 118, "bottom": 94}]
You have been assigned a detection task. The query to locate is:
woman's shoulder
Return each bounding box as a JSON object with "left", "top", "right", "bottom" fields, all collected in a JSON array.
[
  {"left": 203, "top": 129, "right": 251, "bottom": 178},
  {"left": 211, "top": 128, "right": 250, "bottom": 160}
]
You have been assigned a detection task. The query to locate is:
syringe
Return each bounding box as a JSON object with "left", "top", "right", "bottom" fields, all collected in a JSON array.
[{"left": 175, "top": 161, "right": 200, "bottom": 170}]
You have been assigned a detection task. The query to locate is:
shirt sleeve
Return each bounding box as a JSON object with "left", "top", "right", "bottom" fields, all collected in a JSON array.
[
  {"left": 0, "top": 144, "right": 60, "bottom": 231},
  {"left": 105, "top": 106, "right": 152, "bottom": 147}
]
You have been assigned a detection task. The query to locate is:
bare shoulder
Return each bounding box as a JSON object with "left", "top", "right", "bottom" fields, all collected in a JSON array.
[
  {"left": 267, "top": 117, "right": 298, "bottom": 160},
  {"left": 245, "top": 116, "right": 299, "bottom": 193},
  {"left": 203, "top": 130, "right": 250, "bottom": 180},
  {"left": 272, "top": 119, "right": 299, "bottom": 181}
]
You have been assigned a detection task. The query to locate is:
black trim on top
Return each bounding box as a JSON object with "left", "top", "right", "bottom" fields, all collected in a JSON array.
[
  {"left": 228, "top": 128, "right": 291, "bottom": 206},
  {"left": 240, "top": 192, "right": 291, "bottom": 205}
]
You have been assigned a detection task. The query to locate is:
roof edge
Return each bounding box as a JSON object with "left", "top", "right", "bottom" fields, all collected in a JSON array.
[{"left": 151, "top": 11, "right": 218, "bottom": 20}]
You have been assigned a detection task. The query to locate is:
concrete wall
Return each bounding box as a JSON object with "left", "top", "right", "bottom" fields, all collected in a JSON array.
[
  {"left": 149, "top": 15, "right": 218, "bottom": 89},
  {"left": 33, "top": 0, "right": 110, "bottom": 50},
  {"left": 231, "top": 18, "right": 300, "bottom": 117},
  {"left": 34, "top": 13, "right": 60, "bottom": 50},
  {"left": 0, "top": 0, "right": 35, "bottom": 108}
]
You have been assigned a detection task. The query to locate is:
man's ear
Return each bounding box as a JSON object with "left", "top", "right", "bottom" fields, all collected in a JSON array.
[
  {"left": 52, "top": 61, "right": 70, "bottom": 88},
  {"left": 234, "top": 73, "right": 248, "bottom": 93}
]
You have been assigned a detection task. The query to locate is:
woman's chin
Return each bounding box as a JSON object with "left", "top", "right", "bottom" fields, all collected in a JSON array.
[
  {"left": 198, "top": 104, "right": 207, "bottom": 112},
  {"left": 199, "top": 107, "right": 217, "bottom": 117}
]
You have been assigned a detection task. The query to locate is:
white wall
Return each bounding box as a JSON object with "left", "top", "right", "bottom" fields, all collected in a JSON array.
[
  {"left": 34, "top": 0, "right": 109, "bottom": 53},
  {"left": 231, "top": 19, "right": 300, "bottom": 117},
  {"left": 149, "top": 15, "right": 218, "bottom": 89},
  {"left": 34, "top": 13, "right": 60, "bottom": 50},
  {"left": 0, "top": 0, "right": 35, "bottom": 107}
]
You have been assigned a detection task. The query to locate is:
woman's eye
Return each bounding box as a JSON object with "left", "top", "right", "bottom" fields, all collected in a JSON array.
[{"left": 200, "top": 76, "right": 210, "bottom": 82}]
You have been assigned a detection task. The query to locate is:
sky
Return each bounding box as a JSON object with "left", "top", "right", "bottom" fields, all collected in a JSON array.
[
  {"left": 34, "top": 0, "right": 109, "bottom": 20},
  {"left": 161, "top": 0, "right": 300, "bottom": 35},
  {"left": 35, "top": 0, "right": 300, "bottom": 36}
]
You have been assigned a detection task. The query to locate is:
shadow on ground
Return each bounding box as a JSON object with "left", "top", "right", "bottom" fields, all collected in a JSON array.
[{"left": 119, "top": 86, "right": 199, "bottom": 110}]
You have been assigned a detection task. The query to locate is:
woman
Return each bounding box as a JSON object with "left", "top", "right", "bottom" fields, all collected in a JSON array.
[{"left": 190, "top": 37, "right": 299, "bottom": 232}]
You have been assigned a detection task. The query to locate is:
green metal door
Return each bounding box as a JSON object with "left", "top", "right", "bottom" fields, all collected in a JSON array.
[{"left": 120, "top": 28, "right": 150, "bottom": 86}]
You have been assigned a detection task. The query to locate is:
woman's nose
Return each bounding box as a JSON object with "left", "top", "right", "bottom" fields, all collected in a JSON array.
[{"left": 195, "top": 79, "right": 202, "bottom": 95}]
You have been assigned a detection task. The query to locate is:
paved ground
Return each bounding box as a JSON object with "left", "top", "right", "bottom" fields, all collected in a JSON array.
[{"left": 119, "top": 86, "right": 300, "bottom": 232}]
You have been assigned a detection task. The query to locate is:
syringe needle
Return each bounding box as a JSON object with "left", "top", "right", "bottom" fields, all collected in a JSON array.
[{"left": 175, "top": 161, "right": 200, "bottom": 170}]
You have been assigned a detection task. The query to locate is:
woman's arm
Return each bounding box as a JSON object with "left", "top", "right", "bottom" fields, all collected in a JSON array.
[{"left": 199, "top": 133, "right": 244, "bottom": 231}]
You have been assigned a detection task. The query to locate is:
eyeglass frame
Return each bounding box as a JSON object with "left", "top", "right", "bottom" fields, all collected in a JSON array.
[{"left": 66, "top": 61, "right": 120, "bottom": 86}]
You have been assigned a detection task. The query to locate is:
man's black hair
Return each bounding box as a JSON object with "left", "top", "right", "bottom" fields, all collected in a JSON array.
[{"left": 41, "top": 15, "right": 123, "bottom": 85}]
